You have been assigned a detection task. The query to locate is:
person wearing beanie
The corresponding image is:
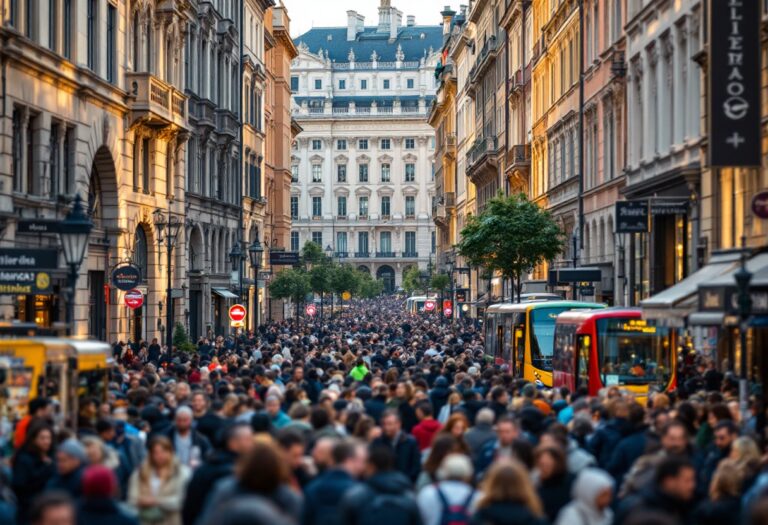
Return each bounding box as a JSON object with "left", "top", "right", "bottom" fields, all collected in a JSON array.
[
  {"left": 46, "top": 438, "right": 88, "bottom": 499},
  {"left": 77, "top": 465, "right": 139, "bottom": 525}
]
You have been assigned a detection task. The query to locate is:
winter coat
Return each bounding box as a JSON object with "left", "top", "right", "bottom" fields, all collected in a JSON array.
[
  {"left": 12, "top": 449, "right": 55, "bottom": 521},
  {"left": 182, "top": 450, "right": 237, "bottom": 525},
  {"left": 429, "top": 380, "right": 451, "bottom": 416},
  {"left": 339, "top": 471, "right": 422, "bottom": 525},
  {"left": 565, "top": 439, "right": 596, "bottom": 474},
  {"left": 371, "top": 433, "right": 422, "bottom": 482},
  {"left": 470, "top": 501, "right": 547, "bottom": 525},
  {"left": 587, "top": 418, "right": 630, "bottom": 469},
  {"left": 417, "top": 480, "right": 480, "bottom": 525},
  {"left": 164, "top": 427, "right": 212, "bottom": 466},
  {"left": 127, "top": 459, "right": 191, "bottom": 525},
  {"left": 605, "top": 426, "right": 648, "bottom": 485},
  {"left": 194, "top": 413, "right": 226, "bottom": 448},
  {"left": 411, "top": 419, "right": 443, "bottom": 451},
  {"left": 536, "top": 472, "right": 574, "bottom": 523},
  {"left": 693, "top": 497, "right": 742, "bottom": 525},
  {"left": 302, "top": 468, "right": 360, "bottom": 525},
  {"left": 365, "top": 397, "right": 389, "bottom": 424},
  {"left": 554, "top": 468, "right": 613, "bottom": 525},
  {"left": 199, "top": 475, "right": 302, "bottom": 525},
  {"left": 615, "top": 487, "right": 695, "bottom": 525},
  {"left": 77, "top": 498, "right": 140, "bottom": 525},
  {"left": 464, "top": 423, "right": 496, "bottom": 461},
  {"left": 46, "top": 465, "right": 85, "bottom": 499}
]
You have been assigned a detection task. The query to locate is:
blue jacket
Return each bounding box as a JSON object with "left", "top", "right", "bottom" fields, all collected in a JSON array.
[
  {"left": 588, "top": 418, "right": 630, "bottom": 469},
  {"left": 607, "top": 426, "right": 648, "bottom": 485},
  {"left": 371, "top": 433, "right": 421, "bottom": 483},
  {"left": 302, "top": 469, "right": 360, "bottom": 525}
]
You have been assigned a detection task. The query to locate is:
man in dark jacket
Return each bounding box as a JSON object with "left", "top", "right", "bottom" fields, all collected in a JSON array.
[
  {"left": 700, "top": 420, "right": 739, "bottom": 489},
  {"left": 607, "top": 402, "right": 648, "bottom": 485},
  {"left": 191, "top": 392, "right": 224, "bottom": 447},
  {"left": 371, "top": 410, "right": 421, "bottom": 482},
  {"left": 463, "top": 408, "right": 497, "bottom": 461},
  {"left": 339, "top": 445, "right": 422, "bottom": 525},
  {"left": 182, "top": 423, "right": 254, "bottom": 525},
  {"left": 428, "top": 377, "right": 450, "bottom": 416},
  {"left": 46, "top": 439, "right": 87, "bottom": 499},
  {"left": 302, "top": 439, "right": 367, "bottom": 525},
  {"left": 166, "top": 405, "right": 212, "bottom": 468},
  {"left": 615, "top": 456, "right": 698, "bottom": 525},
  {"left": 587, "top": 399, "right": 630, "bottom": 469},
  {"left": 364, "top": 386, "right": 389, "bottom": 424},
  {"left": 147, "top": 338, "right": 162, "bottom": 364}
]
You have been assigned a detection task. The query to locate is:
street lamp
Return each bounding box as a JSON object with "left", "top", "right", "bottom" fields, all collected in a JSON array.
[
  {"left": 734, "top": 236, "right": 752, "bottom": 423},
  {"left": 58, "top": 194, "right": 94, "bottom": 336},
  {"left": 152, "top": 208, "right": 183, "bottom": 351},
  {"left": 248, "top": 238, "right": 263, "bottom": 328},
  {"left": 325, "top": 244, "right": 334, "bottom": 260}
]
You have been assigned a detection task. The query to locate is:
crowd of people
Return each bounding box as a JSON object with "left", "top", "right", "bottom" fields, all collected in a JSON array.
[{"left": 1, "top": 296, "right": 768, "bottom": 525}]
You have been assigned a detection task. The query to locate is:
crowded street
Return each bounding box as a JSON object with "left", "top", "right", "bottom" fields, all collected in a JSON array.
[{"left": 0, "top": 295, "right": 767, "bottom": 525}]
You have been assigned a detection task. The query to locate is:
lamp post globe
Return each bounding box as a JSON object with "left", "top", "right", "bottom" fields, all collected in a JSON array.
[
  {"left": 229, "top": 242, "right": 243, "bottom": 271},
  {"left": 58, "top": 194, "right": 94, "bottom": 335},
  {"left": 248, "top": 238, "right": 264, "bottom": 270}
]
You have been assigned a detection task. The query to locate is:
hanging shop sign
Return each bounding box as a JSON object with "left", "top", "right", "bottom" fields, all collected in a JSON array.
[
  {"left": 270, "top": 252, "right": 300, "bottom": 266},
  {"left": 709, "top": 0, "right": 761, "bottom": 166},
  {"left": 124, "top": 289, "right": 144, "bottom": 310},
  {"left": 0, "top": 270, "right": 53, "bottom": 295},
  {"left": 0, "top": 248, "right": 58, "bottom": 269},
  {"left": 650, "top": 201, "right": 689, "bottom": 216},
  {"left": 17, "top": 219, "right": 61, "bottom": 234},
  {"left": 615, "top": 201, "right": 649, "bottom": 233},
  {"left": 111, "top": 264, "right": 142, "bottom": 291}
]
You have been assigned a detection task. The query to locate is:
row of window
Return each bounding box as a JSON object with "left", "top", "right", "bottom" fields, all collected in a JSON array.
[
  {"left": 290, "top": 231, "right": 420, "bottom": 255},
  {"left": 311, "top": 138, "right": 417, "bottom": 151},
  {"left": 293, "top": 195, "right": 418, "bottom": 219},
  {"left": 11, "top": 106, "right": 75, "bottom": 197},
  {"left": 185, "top": 139, "right": 240, "bottom": 204},
  {"left": 292, "top": 77, "right": 417, "bottom": 92},
  {"left": 301, "top": 163, "right": 418, "bottom": 184},
  {"left": 10, "top": 0, "right": 116, "bottom": 83}
]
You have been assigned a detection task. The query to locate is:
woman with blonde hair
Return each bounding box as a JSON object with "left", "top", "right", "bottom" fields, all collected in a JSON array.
[
  {"left": 693, "top": 461, "right": 743, "bottom": 525},
  {"left": 472, "top": 459, "right": 547, "bottom": 525},
  {"left": 128, "top": 436, "right": 190, "bottom": 525},
  {"left": 729, "top": 436, "right": 762, "bottom": 485},
  {"left": 80, "top": 435, "right": 120, "bottom": 470}
]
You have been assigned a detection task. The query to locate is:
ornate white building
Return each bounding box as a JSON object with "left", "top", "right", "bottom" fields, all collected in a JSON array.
[{"left": 290, "top": 1, "right": 442, "bottom": 292}]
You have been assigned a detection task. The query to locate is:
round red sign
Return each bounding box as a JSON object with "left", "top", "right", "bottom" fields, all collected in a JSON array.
[
  {"left": 752, "top": 191, "right": 768, "bottom": 219},
  {"left": 305, "top": 304, "right": 317, "bottom": 316},
  {"left": 229, "top": 304, "right": 247, "bottom": 322},
  {"left": 424, "top": 300, "right": 436, "bottom": 312},
  {"left": 444, "top": 307, "right": 453, "bottom": 317},
  {"left": 124, "top": 289, "right": 144, "bottom": 310}
]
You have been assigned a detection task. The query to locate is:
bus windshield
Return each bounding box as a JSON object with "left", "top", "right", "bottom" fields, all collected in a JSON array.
[
  {"left": 529, "top": 307, "right": 569, "bottom": 369},
  {"left": 596, "top": 318, "right": 672, "bottom": 386}
]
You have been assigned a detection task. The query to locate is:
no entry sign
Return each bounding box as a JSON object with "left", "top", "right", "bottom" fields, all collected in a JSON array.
[
  {"left": 305, "top": 304, "right": 317, "bottom": 316},
  {"left": 424, "top": 300, "right": 436, "bottom": 312},
  {"left": 124, "top": 289, "right": 144, "bottom": 309},
  {"left": 229, "top": 304, "right": 247, "bottom": 323}
]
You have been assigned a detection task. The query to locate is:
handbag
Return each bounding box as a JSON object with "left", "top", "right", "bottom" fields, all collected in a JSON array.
[{"left": 138, "top": 505, "right": 165, "bottom": 523}]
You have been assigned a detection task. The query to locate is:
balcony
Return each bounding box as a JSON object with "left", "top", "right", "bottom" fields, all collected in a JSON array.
[
  {"left": 334, "top": 251, "right": 349, "bottom": 259},
  {"left": 433, "top": 203, "right": 447, "bottom": 226},
  {"left": 189, "top": 96, "right": 216, "bottom": 130},
  {"left": 443, "top": 133, "right": 457, "bottom": 159},
  {"left": 216, "top": 109, "right": 239, "bottom": 140},
  {"left": 507, "top": 145, "right": 531, "bottom": 170},
  {"left": 293, "top": 102, "right": 428, "bottom": 119},
  {"left": 336, "top": 215, "right": 348, "bottom": 221},
  {"left": 444, "top": 191, "right": 456, "bottom": 209},
  {"left": 126, "top": 72, "right": 187, "bottom": 130},
  {"left": 466, "top": 136, "right": 500, "bottom": 182},
  {"left": 376, "top": 251, "right": 396, "bottom": 258},
  {"left": 468, "top": 35, "right": 499, "bottom": 86},
  {"left": 354, "top": 252, "right": 370, "bottom": 258},
  {"left": 402, "top": 252, "right": 419, "bottom": 258}
]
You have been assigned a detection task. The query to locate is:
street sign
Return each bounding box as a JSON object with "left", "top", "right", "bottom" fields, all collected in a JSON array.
[
  {"left": 0, "top": 270, "right": 53, "bottom": 295},
  {"left": 650, "top": 201, "right": 689, "bottom": 216},
  {"left": 580, "top": 286, "right": 595, "bottom": 296},
  {"left": 270, "top": 252, "right": 300, "bottom": 266},
  {"left": 752, "top": 191, "right": 768, "bottom": 219},
  {"left": 229, "top": 304, "right": 247, "bottom": 323},
  {"left": 0, "top": 248, "right": 58, "bottom": 269},
  {"left": 341, "top": 291, "right": 352, "bottom": 301},
  {"left": 17, "top": 219, "right": 61, "bottom": 234},
  {"left": 124, "top": 289, "right": 144, "bottom": 309},
  {"left": 555, "top": 268, "right": 602, "bottom": 283},
  {"left": 615, "top": 201, "right": 649, "bottom": 233},
  {"left": 424, "top": 300, "right": 436, "bottom": 312},
  {"left": 444, "top": 307, "right": 453, "bottom": 317},
  {"left": 305, "top": 304, "right": 317, "bottom": 316},
  {"left": 709, "top": 0, "right": 761, "bottom": 167},
  {"left": 111, "top": 264, "right": 142, "bottom": 291}
]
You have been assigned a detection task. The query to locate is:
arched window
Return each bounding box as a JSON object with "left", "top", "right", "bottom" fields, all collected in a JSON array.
[{"left": 134, "top": 226, "right": 149, "bottom": 283}]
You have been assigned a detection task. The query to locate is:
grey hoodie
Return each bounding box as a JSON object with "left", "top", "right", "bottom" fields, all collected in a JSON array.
[{"left": 554, "top": 468, "right": 614, "bottom": 525}]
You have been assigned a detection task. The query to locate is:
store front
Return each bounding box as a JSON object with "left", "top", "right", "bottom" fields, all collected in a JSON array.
[{"left": 212, "top": 287, "right": 238, "bottom": 336}]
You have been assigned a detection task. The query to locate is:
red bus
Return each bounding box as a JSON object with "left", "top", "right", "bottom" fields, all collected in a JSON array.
[{"left": 553, "top": 308, "right": 676, "bottom": 398}]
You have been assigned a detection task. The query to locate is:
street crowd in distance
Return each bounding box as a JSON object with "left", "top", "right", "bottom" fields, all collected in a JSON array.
[{"left": 2, "top": 296, "right": 768, "bottom": 525}]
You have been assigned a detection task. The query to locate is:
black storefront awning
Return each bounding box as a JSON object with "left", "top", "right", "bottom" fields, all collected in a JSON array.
[{"left": 696, "top": 251, "right": 768, "bottom": 326}]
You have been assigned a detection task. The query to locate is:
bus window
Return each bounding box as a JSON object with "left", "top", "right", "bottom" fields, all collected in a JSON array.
[
  {"left": 596, "top": 318, "right": 672, "bottom": 386},
  {"left": 529, "top": 308, "right": 562, "bottom": 368},
  {"left": 577, "top": 335, "right": 591, "bottom": 389},
  {"left": 513, "top": 315, "right": 525, "bottom": 374},
  {"left": 0, "top": 363, "right": 33, "bottom": 419},
  {"left": 78, "top": 370, "right": 109, "bottom": 402},
  {"left": 553, "top": 323, "right": 576, "bottom": 391}
]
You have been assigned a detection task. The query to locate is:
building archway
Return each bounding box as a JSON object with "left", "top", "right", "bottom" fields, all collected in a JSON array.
[
  {"left": 376, "top": 265, "right": 396, "bottom": 294},
  {"left": 357, "top": 265, "right": 370, "bottom": 275}
]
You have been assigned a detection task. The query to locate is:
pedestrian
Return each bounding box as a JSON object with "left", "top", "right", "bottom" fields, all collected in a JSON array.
[
  {"left": 12, "top": 421, "right": 55, "bottom": 522},
  {"left": 693, "top": 461, "right": 743, "bottom": 525},
  {"left": 165, "top": 406, "right": 211, "bottom": 470},
  {"left": 554, "top": 468, "right": 613, "bottom": 525},
  {"left": 29, "top": 492, "right": 76, "bottom": 525},
  {"left": 471, "top": 459, "right": 546, "bottom": 525},
  {"left": 77, "top": 465, "right": 140, "bottom": 525},
  {"left": 46, "top": 438, "right": 88, "bottom": 499},
  {"left": 417, "top": 454, "right": 479, "bottom": 525},
  {"left": 533, "top": 446, "right": 574, "bottom": 523},
  {"left": 412, "top": 401, "right": 442, "bottom": 452},
  {"left": 370, "top": 409, "right": 421, "bottom": 482},
  {"left": 128, "top": 435, "right": 190, "bottom": 525}
]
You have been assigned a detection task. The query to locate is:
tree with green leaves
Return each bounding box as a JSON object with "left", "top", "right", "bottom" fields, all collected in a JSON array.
[
  {"left": 357, "top": 274, "right": 384, "bottom": 298},
  {"left": 310, "top": 262, "right": 334, "bottom": 321},
  {"left": 457, "top": 192, "right": 564, "bottom": 302},
  {"left": 402, "top": 266, "right": 424, "bottom": 295},
  {"left": 269, "top": 268, "right": 311, "bottom": 319},
  {"left": 301, "top": 241, "right": 325, "bottom": 268},
  {"left": 331, "top": 264, "right": 361, "bottom": 312}
]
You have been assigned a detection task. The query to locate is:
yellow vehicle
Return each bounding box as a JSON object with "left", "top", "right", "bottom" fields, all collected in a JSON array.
[
  {"left": 484, "top": 301, "right": 605, "bottom": 387},
  {"left": 0, "top": 338, "right": 112, "bottom": 427}
]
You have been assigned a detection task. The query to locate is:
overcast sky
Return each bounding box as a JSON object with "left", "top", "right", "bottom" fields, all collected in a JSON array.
[{"left": 285, "top": 0, "right": 460, "bottom": 37}]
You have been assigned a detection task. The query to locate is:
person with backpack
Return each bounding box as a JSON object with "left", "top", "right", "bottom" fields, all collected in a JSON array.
[
  {"left": 339, "top": 445, "right": 423, "bottom": 525},
  {"left": 417, "top": 454, "right": 479, "bottom": 525}
]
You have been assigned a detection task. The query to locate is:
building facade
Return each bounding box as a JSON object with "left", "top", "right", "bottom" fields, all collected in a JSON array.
[
  {"left": 290, "top": 1, "right": 441, "bottom": 293},
  {"left": 1, "top": 0, "right": 293, "bottom": 341}
]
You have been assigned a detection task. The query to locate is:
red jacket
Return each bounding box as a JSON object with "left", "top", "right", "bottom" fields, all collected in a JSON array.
[{"left": 411, "top": 418, "right": 442, "bottom": 451}]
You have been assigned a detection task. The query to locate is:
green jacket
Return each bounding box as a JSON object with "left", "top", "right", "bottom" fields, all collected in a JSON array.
[{"left": 349, "top": 364, "right": 370, "bottom": 381}]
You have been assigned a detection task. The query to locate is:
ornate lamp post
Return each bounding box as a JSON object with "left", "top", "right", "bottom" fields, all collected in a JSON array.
[
  {"left": 152, "top": 208, "right": 183, "bottom": 350},
  {"left": 58, "top": 195, "right": 94, "bottom": 336},
  {"left": 248, "top": 238, "right": 263, "bottom": 328},
  {"left": 229, "top": 241, "right": 245, "bottom": 302}
]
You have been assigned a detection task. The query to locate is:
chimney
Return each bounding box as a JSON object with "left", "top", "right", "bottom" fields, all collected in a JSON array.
[
  {"left": 407, "top": 15, "right": 415, "bottom": 26},
  {"left": 389, "top": 8, "right": 402, "bottom": 42},
  {"left": 377, "top": 0, "right": 392, "bottom": 33},
  {"left": 347, "top": 10, "right": 365, "bottom": 41},
  {"left": 441, "top": 5, "right": 456, "bottom": 36}
]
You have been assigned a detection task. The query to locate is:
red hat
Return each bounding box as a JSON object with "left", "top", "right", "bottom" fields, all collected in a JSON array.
[{"left": 82, "top": 465, "right": 117, "bottom": 498}]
